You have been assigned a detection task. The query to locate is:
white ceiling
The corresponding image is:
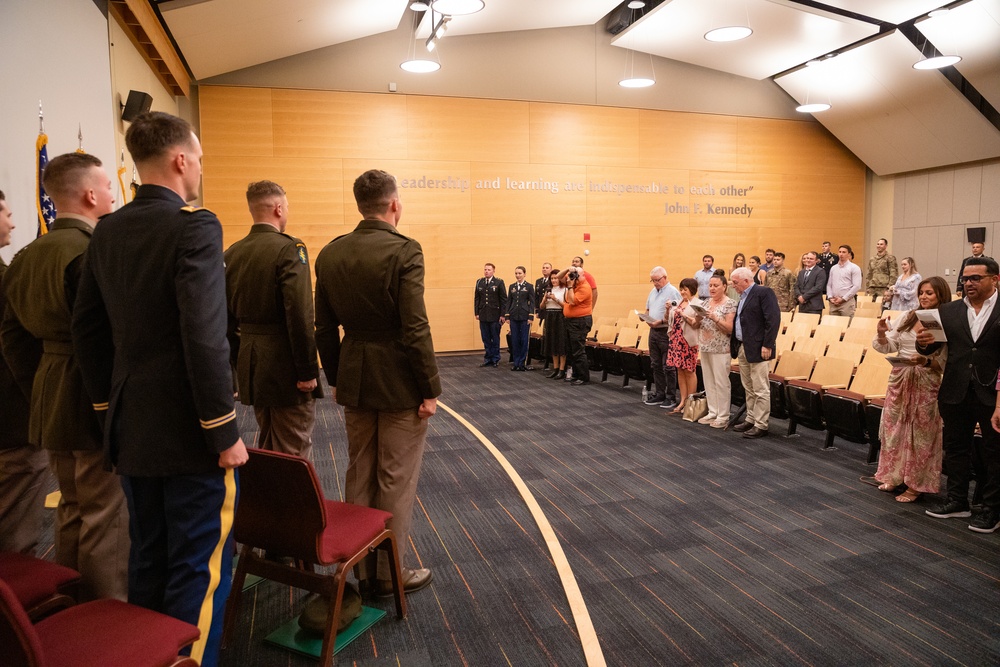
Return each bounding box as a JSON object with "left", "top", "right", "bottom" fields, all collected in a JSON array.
[{"left": 154, "top": 0, "right": 1000, "bottom": 176}]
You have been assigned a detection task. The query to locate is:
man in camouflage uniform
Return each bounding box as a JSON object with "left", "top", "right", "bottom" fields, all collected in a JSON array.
[
  {"left": 866, "top": 238, "right": 898, "bottom": 297},
  {"left": 765, "top": 251, "right": 796, "bottom": 312}
]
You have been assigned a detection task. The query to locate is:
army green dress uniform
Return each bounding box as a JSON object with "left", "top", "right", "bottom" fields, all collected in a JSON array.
[
  {"left": 0, "top": 258, "right": 46, "bottom": 555},
  {"left": 1, "top": 215, "right": 128, "bottom": 600},
  {"left": 315, "top": 218, "right": 441, "bottom": 584},
  {"left": 225, "top": 224, "right": 322, "bottom": 459},
  {"left": 866, "top": 251, "right": 899, "bottom": 297}
]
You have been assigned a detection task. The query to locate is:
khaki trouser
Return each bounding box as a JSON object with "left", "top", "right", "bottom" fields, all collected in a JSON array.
[
  {"left": 344, "top": 406, "right": 427, "bottom": 581},
  {"left": 738, "top": 346, "right": 771, "bottom": 431},
  {"left": 49, "top": 449, "right": 130, "bottom": 601},
  {"left": 0, "top": 444, "right": 48, "bottom": 554},
  {"left": 253, "top": 399, "right": 316, "bottom": 460},
  {"left": 828, "top": 297, "right": 856, "bottom": 317},
  {"left": 700, "top": 351, "right": 732, "bottom": 423}
]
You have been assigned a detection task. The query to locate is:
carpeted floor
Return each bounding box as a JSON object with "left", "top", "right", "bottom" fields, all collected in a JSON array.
[{"left": 219, "top": 354, "right": 1000, "bottom": 667}]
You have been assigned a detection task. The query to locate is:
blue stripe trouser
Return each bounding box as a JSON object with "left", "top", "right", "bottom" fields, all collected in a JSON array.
[
  {"left": 510, "top": 319, "right": 530, "bottom": 367},
  {"left": 121, "top": 469, "right": 238, "bottom": 667}
]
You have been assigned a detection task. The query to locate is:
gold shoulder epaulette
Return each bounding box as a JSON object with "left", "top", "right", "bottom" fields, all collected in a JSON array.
[{"left": 180, "top": 205, "right": 214, "bottom": 214}]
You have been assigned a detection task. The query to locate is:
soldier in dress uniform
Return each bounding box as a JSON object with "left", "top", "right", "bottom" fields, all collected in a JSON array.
[
  {"left": 315, "top": 168, "right": 439, "bottom": 598},
  {"left": 224, "top": 180, "right": 321, "bottom": 459},
  {"left": 72, "top": 112, "right": 247, "bottom": 667},
  {"left": 764, "top": 251, "right": 796, "bottom": 312},
  {"left": 817, "top": 241, "right": 836, "bottom": 278},
  {"left": 2, "top": 154, "right": 129, "bottom": 600},
  {"left": 0, "top": 189, "right": 46, "bottom": 555},
  {"left": 534, "top": 262, "right": 552, "bottom": 321},
  {"left": 474, "top": 263, "right": 506, "bottom": 367},
  {"left": 866, "top": 237, "right": 899, "bottom": 297},
  {"left": 505, "top": 266, "right": 535, "bottom": 371}
]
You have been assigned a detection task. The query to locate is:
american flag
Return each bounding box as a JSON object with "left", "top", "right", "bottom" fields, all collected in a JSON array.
[{"left": 36, "top": 131, "right": 56, "bottom": 236}]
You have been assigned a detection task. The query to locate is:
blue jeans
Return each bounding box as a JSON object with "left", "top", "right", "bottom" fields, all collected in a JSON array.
[
  {"left": 510, "top": 319, "right": 530, "bottom": 368},
  {"left": 479, "top": 320, "right": 501, "bottom": 364}
]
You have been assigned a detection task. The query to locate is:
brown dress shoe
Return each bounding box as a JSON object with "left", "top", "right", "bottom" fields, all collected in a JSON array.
[
  {"left": 375, "top": 567, "right": 433, "bottom": 598},
  {"left": 732, "top": 421, "right": 754, "bottom": 432},
  {"left": 742, "top": 426, "right": 768, "bottom": 439}
]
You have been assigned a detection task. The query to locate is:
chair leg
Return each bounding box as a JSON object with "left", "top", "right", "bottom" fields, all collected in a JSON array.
[
  {"left": 319, "top": 576, "right": 347, "bottom": 667},
  {"left": 222, "top": 544, "right": 252, "bottom": 648},
  {"left": 823, "top": 431, "right": 837, "bottom": 451},
  {"left": 382, "top": 536, "right": 407, "bottom": 619}
]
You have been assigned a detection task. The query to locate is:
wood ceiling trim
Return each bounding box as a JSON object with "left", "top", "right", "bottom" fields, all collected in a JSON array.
[{"left": 109, "top": 0, "right": 190, "bottom": 97}]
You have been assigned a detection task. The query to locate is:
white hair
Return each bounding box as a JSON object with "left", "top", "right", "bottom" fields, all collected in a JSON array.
[
  {"left": 650, "top": 266, "right": 667, "bottom": 278},
  {"left": 731, "top": 267, "right": 753, "bottom": 282}
]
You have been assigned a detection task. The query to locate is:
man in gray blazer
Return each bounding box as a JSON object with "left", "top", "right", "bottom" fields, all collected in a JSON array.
[{"left": 795, "top": 251, "right": 826, "bottom": 314}]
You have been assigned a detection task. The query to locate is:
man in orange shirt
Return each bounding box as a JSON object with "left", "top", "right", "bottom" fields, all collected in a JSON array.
[{"left": 556, "top": 266, "right": 593, "bottom": 386}]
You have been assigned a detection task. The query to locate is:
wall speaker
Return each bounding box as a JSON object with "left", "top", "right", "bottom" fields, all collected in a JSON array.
[
  {"left": 968, "top": 227, "right": 986, "bottom": 244},
  {"left": 121, "top": 90, "right": 153, "bottom": 122}
]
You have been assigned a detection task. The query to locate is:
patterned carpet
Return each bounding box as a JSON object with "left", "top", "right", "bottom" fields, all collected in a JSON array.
[{"left": 219, "top": 354, "right": 1000, "bottom": 666}]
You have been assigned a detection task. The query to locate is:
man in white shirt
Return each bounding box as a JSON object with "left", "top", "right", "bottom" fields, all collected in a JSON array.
[
  {"left": 826, "top": 244, "right": 863, "bottom": 316},
  {"left": 643, "top": 266, "right": 681, "bottom": 408}
]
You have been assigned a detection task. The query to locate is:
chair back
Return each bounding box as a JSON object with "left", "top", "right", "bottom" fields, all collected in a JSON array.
[
  {"left": 615, "top": 327, "right": 640, "bottom": 349},
  {"left": 234, "top": 449, "right": 328, "bottom": 562},
  {"left": 809, "top": 356, "right": 855, "bottom": 388},
  {"left": 0, "top": 578, "right": 42, "bottom": 667},
  {"left": 812, "top": 325, "right": 843, "bottom": 347},
  {"left": 792, "top": 336, "right": 826, "bottom": 359},
  {"left": 849, "top": 355, "right": 892, "bottom": 398},
  {"left": 773, "top": 350, "right": 815, "bottom": 379},
  {"left": 820, "top": 314, "right": 850, "bottom": 334},
  {"left": 826, "top": 341, "right": 865, "bottom": 367}
]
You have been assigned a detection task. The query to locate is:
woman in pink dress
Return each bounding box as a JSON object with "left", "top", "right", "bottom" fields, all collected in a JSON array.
[
  {"left": 666, "top": 278, "right": 700, "bottom": 415},
  {"left": 872, "top": 276, "right": 950, "bottom": 502}
]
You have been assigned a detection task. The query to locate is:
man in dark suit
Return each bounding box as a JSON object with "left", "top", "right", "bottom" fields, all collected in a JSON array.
[
  {"left": 315, "top": 169, "right": 440, "bottom": 597},
  {"left": 474, "top": 263, "right": 506, "bottom": 367},
  {"left": 918, "top": 257, "right": 1000, "bottom": 533},
  {"left": 795, "top": 250, "right": 826, "bottom": 314},
  {"left": 3, "top": 153, "right": 129, "bottom": 601},
  {"left": 0, "top": 189, "right": 46, "bottom": 556},
  {"left": 72, "top": 112, "right": 247, "bottom": 667},
  {"left": 730, "top": 267, "right": 781, "bottom": 438},
  {"left": 956, "top": 241, "right": 990, "bottom": 296},
  {"left": 225, "top": 180, "right": 321, "bottom": 459}
]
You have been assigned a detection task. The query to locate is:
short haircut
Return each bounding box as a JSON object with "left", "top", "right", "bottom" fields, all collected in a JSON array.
[
  {"left": 246, "top": 180, "right": 285, "bottom": 207},
  {"left": 42, "top": 153, "right": 103, "bottom": 201},
  {"left": 878, "top": 238, "right": 888, "bottom": 245},
  {"left": 515, "top": 265, "right": 526, "bottom": 274},
  {"left": 965, "top": 256, "right": 999, "bottom": 275},
  {"left": 679, "top": 277, "right": 699, "bottom": 295},
  {"left": 0, "top": 189, "right": 5, "bottom": 201},
  {"left": 125, "top": 112, "right": 195, "bottom": 164},
  {"left": 765, "top": 248, "right": 775, "bottom": 254},
  {"left": 774, "top": 251, "right": 785, "bottom": 260},
  {"left": 822, "top": 241, "right": 831, "bottom": 245},
  {"left": 650, "top": 266, "right": 666, "bottom": 278},
  {"left": 710, "top": 268, "right": 727, "bottom": 286},
  {"left": 731, "top": 267, "right": 752, "bottom": 282},
  {"left": 573, "top": 256, "right": 584, "bottom": 265},
  {"left": 484, "top": 262, "right": 495, "bottom": 270},
  {"left": 805, "top": 251, "right": 818, "bottom": 260},
  {"left": 353, "top": 169, "right": 397, "bottom": 217},
  {"left": 703, "top": 255, "right": 714, "bottom": 262},
  {"left": 839, "top": 244, "right": 853, "bottom": 254}
]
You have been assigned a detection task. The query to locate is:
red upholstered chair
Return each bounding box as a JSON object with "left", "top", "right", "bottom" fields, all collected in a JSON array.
[
  {"left": 222, "top": 448, "right": 405, "bottom": 666},
  {"left": 0, "top": 551, "right": 80, "bottom": 621},
  {"left": 0, "top": 577, "right": 200, "bottom": 667}
]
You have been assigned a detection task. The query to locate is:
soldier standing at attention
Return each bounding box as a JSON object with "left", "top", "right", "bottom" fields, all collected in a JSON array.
[
  {"left": 0, "top": 189, "right": 46, "bottom": 556},
  {"left": 474, "top": 263, "right": 506, "bottom": 367},
  {"left": 72, "top": 112, "right": 247, "bottom": 667},
  {"left": 224, "top": 180, "right": 321, "bottom": 459},
  {"left": 866, "top": 237, "right": 899, "bottom": 298},
  {"left": 534, "top": 262, "right": 552, "bottom": 322},
  {"left": 764, "top": 251, "right": 796, "bottom": 312},
  {"left": 315, "top": 169, "right": 440, "bottom": 597},
  {"left": 2, "top": 154, "right": 129, "bottom": 600}
]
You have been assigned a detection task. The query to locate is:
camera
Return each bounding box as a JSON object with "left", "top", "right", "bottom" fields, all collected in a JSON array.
[{"left": 567, "top": 269, "right": 579, "bottom": 281}]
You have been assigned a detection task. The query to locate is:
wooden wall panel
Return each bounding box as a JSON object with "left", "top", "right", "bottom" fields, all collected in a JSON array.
[
  {"left": 406, "top": 97, "right": 530, "bottom": 163},
  {"left": 200, "top": 86, "right": 867, "bottom": 352}
]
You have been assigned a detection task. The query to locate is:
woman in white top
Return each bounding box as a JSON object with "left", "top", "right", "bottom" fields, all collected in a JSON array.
[
  {"left": 885, "top": 256, "right": 921, "bottom": 311},
  {"left": 688, "top": 271, "right": 737, "bottom": 428},
  {"left": 872, "top": 276, "right": 950, "bottom": 503},
  {"left": 540, "top": 270, "right": 568, "bottom": 380}
]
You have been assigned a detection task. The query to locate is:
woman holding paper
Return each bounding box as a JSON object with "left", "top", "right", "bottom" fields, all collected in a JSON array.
[
  {"left": 666, "top": 278, "right": 701, "bottom": 415},
  {"left": 872, "top": 276, "right": 950, "bottom": 502},
  {"left": 689, "top": 270, "right": 737, "bottom": 427},
  {"left": 885, "top": 257, "right": 921, "bottom": 311}
]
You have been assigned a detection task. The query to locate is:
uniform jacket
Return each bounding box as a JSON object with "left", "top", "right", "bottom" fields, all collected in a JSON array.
[
  {"left": 817, "top": 252, "right": 836, "bottom": 277},
  {"left": 918, "top": 297, "right": 1000, "bottom": 406},
  {"left": 1, "top": 217, "right": 101, "bottom": 451},
  {"left": 534, "top": 276, "right": 549, "bottom": 312},
  {"left": 794, "top": 266, "right": 826, "bottom": 313},
  {"left": 0, "top": 260, "right": 30, "bottom": 450},
  {"left": 866, "top": 252, "right": 899, "bottom": 291},
  {"left": 72, "top": 185, "right": 240, "bottom": 476},
  {"left": 505, "top": 281, "right": 535, "bottom": 321},
  {"left": 765, "top": 267, "right": 796, "bottom": 312},
  {"left": 730, "top": 285, "right": 781, "bottom": 363},
  {"left": 315, "top": 218, "right": 441, "bottom": 412},
  {"left": 224, "top": 224, "right": 322, "bottom": 407},
  {"left": 474, "top": 277, "right": 506, "bottom": 321}
]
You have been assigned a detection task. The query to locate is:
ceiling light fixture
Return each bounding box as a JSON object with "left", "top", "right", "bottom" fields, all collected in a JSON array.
[
  {"left": 704, "top": 25, "right": 752, "bottom": 42},
  {"left": 627, "top": 1, "right": 645, "bottom": 8},
  {"left": 796, "top": 102, "right": 831, "bottom": 113},
  {"left": 430, "top": 0, "right": 484, "bottom": 16},
  {"left": 409, "top": 1, "right": 429, "bottom": 10},
  {"left": 401, "top": 7, "right": 440, "bottom": 73},
  {"left": 912, "top": 37, "right": 961, "bottom": 70},
  {"left": 927, "top": 8, "right": 950, "bottom": 18},
  {"left": 619, "top": 6, "right": 654, "bottom": 88}
]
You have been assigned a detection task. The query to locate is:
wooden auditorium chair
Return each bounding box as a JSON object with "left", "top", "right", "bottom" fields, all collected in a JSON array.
[
  {"left": 0, "top": 551, "right": 80, "bottom": 621},
  {"left": 784, "top": 356, "right": 855, "bottom": 441}
]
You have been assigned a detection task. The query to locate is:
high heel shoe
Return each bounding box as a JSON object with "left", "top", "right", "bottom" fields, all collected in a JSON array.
[{"left": 553, "top": 370, "right": 566, "bottom": 380}]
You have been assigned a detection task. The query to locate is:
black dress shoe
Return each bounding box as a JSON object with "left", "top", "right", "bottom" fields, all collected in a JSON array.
[
  {"left": 479, "top": 361, "right": 492, "bottom": 367},
  {"left": 553, "top": 370, "right": 566, "bottom": 380},
  {"left": 732, "top": 421, "right": 754, "bottom": 432},
  {"left": 742, "top": 426, "right": 768, "bottom": 439},
  {"left": 546, "top": 369, "right": 559, "bottom": 378},
  {"left": 570, "top": 379, "right": 590, "bottom": 386}
]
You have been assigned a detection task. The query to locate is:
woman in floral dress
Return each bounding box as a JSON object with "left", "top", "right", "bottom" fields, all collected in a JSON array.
[
  {"left": 666, "top": 278, "right": 701, "bottom": 415},
  {"left": 872, "top": 276, "right": 950, "bottom": 502}
]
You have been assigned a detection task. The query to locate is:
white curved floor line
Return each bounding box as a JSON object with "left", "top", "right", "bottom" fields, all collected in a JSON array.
[{"left": 437, "top": 400, "right": 607, "bottom": 667}]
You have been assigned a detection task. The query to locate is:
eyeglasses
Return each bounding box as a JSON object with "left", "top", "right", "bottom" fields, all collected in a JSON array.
[
  {"left": 960, "top": 274, "right": 993, "bottom": 283},
  {"left": 650, "top": 276, "right": 666, "bottom": 283}
]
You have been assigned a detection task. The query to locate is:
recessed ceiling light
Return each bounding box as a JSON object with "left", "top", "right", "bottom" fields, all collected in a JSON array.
[
  {"left": 913, "top": 55, "right": 962, "bottom": 70},
  {"left": 430, "top": 0, "right": 484, "bottom": 15},
  {"left": 796, "top": 103, "right": 831, "bottom": 113},
  {"left": 401, "top": 59, "right": 441, "bottom": 73},
  {"left": 409, "top": 1, "right": 429, "bottom": 10},
  {"left": 619, "top": 77, "right": 655, "bottom": 88},
  {"left": 704, "top": 26, "right": 752, "bottom": 42},
  {"left": 627, "top": 1, "right": 646, "bottom": 8}
]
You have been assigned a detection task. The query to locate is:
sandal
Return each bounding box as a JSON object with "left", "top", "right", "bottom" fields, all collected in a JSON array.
[
  {"left": 877, "top": 483, "right": 898, "bottom": 492},
  {"left": 671, "top": 406, "right": 684, "bottom": 414},
  {"left": 896, "top": 489, "right": 920, "bottom": 503}
]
